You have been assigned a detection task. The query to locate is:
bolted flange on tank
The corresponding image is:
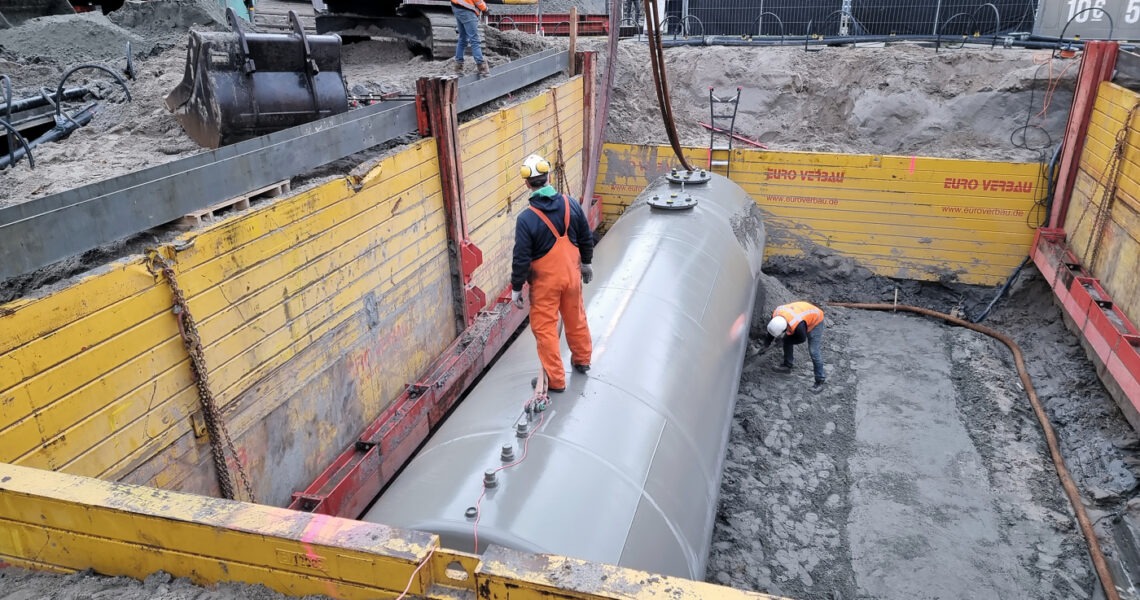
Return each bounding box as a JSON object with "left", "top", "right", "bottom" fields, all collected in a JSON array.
[{"left": 165, "top": 8, "right": 349, "bottom": 149}]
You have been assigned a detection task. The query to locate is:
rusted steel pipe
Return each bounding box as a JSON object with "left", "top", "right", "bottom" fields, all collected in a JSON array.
[{"left": 831, "top": 301, "right": 1120, "bottom": 600}]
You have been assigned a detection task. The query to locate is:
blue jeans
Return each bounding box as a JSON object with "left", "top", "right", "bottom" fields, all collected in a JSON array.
[
  {"left": 453, "top": 5, "right": 484, "bottom": 64},
  {"left": 783, "top": 322, "right": 826, "bottom": 382}
]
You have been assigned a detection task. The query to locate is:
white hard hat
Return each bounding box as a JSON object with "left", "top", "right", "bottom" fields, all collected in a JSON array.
[
  {"left": 767, "top": 316, "right": 787, "bottom": 338},
  {"left": 520, "top": 154, "right": 551, "bottom": 179}
]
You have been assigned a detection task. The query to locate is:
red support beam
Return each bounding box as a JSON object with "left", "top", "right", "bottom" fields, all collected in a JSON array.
[
  {"left": 1030, "top": 229, "right": 1140, "bottom": 431},
  {"left": 575, "top": 51, "right": 603, "bottom": 230},
  {"left": 288, "top": 297, "right": 527, "bottom": 518},
  {"left": 1050, "top": 40, "right": 1119, "bottom": 229},
  {"left": 417, "top": 76, "right": 485, "bottom": 332}
]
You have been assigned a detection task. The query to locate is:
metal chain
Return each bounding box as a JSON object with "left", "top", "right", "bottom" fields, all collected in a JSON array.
[
  {"left": 550, "top": 88, "right": 569, "bottom": 196},
  {"left": 1084, "top": 103, "right": 1140, "bottom": 269},
  {"left": 147, "top": 251, "right": 256, "bottom": 503}
]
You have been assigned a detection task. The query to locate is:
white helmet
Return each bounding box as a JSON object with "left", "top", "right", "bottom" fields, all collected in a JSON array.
[
  {"left": 767, "top": 316, "right": 787, "bottom": 338},
  {"left": 519, "top": 154, "right": 551, "bottom": 179}
]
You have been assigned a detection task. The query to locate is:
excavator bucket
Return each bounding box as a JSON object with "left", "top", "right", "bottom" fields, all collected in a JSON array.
[
  {"left": 165, "top": 9, "right": 348, "bottom": 149},
  {"left": 0, "top": 0, "right": 75, "bottom": 28}
]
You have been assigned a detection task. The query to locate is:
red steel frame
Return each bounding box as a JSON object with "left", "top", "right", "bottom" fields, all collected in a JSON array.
[
  {"left": 288, "top": 297, "right": 527, "bottom": 517},
  {"left": 1050, "top": 40, "right": 1119, "bottom": 229},
  {"left": 490, "top": 13, "right": 610, "bottom": 36},
  {"left": 1034, "top": 41, "right": 1140, "bottom": 428},
  {"left": 1030, "top": 229, "right": 1140, "bottom": 426}
]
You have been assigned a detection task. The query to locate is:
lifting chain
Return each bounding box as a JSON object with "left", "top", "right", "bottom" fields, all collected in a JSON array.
[
  {"left": 551, "top": 88, "right": 569, "bottom": 196},
  {"left": 1083, "top": 103, "right": 1140, "bottom": 270},
  {"left": 147, "top": 251, "right": 256, "bottom": 503}
]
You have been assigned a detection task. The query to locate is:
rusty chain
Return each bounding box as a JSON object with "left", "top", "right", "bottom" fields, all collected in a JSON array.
[
  {"left": 551, "top": 88, "right": 569, "bottom": 196},
  {"left": 147, "top": 251, "right": 256, "bottom": 503},
  {"left": 1082, "top": 103, "right": 1140, "bottom": 270}
]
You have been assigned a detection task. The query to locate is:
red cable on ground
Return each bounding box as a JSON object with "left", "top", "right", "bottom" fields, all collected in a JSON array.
[{"left": 830, "top": 302, "right": 1120, "bottom": 600}]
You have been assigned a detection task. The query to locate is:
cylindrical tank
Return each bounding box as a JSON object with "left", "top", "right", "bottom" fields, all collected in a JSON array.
[{"left": 362, "top": 171, "right": 766, "bottom": 579}]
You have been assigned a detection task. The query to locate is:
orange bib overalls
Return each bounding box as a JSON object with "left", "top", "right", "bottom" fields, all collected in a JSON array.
[{"left": 528, "top": 197, "right": 592, "bottom": 389}]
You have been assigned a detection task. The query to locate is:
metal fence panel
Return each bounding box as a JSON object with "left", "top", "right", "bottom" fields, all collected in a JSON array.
[{"left": 655, "top": 0, "right": 1038, "bottom": 37}]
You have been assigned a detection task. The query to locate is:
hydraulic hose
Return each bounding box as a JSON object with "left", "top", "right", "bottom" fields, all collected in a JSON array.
[
  {"left": 830, "top": 302, "right": 1120, "bottom": 600},
  {"left": 641, "top": 0, "right": 692, "bottom": 171}
]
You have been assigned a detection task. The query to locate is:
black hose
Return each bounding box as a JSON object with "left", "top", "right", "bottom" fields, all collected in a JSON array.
[
  {"left": 0, "top": 103, "right": 99, "bottom": 170},
  {"left": 970, "top": 255, "right": 1031, "bottom": 324},
  {"left": 53, "top": 64, "right": 131, "bottom": 120},
  {"left": 0, "top": 87, "right": 89, "bottom": 114},
  {"left": 1044, "top": 142, "right": 1063, "bottom": 226},
  {"left": 0, "top": 116, "right": 35, "bottom": 170},
  {"left": 2, "top": 74, "right": 12, "bottom": 168}
]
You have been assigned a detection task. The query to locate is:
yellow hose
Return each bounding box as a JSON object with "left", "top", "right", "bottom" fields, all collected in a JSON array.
[{"left": 831, "top": 302, "right": 1120, "bottom": 600}]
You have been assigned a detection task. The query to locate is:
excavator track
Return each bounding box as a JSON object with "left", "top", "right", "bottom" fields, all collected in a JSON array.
[
  {"left": 419, "top": 8, "right": 487, "bottom": 60},
  {"left": 425, "top": 10, "right": 459, "bottom": 59}
]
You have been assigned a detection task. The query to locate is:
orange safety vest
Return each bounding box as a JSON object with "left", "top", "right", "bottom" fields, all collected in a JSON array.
[
  {"left": 452, "top": 0, "right": 488, "bottom": 15},
  {"left": 773, "top": 302, "right": 824, "bottom": 334}
]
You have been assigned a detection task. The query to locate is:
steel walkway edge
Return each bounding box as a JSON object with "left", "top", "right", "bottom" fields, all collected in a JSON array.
[
  {"left": 0, "top": 49, "right": 568, "bottom": 283},
  {"left": 0, "top": 461, "right": 787, "bottom": 600}
]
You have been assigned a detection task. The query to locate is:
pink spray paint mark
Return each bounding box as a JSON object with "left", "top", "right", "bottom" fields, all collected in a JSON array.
[
  {"left": 300, "top": 513, "right": 342, "bottom": 598},
  {"left": 909, "top": 156, "right": 916, "bottom": 174}
]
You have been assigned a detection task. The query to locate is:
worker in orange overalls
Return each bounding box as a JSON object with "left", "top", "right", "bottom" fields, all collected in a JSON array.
[
  {"left": 509, "top": 154, "right": 594, "bottom": 393},
  {"left": 761, "top": 301, "right": 827, "bottom": 392}
]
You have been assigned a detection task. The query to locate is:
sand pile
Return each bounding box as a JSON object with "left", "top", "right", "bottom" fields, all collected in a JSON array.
[{"left": 0, "top": 12, "right": 152, "bottom": 65}]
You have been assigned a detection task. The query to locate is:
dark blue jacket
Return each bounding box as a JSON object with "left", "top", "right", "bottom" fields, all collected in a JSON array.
[{"left": 511, "top": 190, "right": 593, "bottom": 292}]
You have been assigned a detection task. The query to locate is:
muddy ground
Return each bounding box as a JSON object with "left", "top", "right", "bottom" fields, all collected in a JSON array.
[
  {"left": 706, "top": 254, "right": 1140, "bottom": 600},
  {"left": 2, "top": 1, "right": 1138, "bottom": 599}
]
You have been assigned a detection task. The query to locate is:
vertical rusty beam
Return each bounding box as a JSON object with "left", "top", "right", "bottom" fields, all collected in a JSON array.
[
  {"left": 580, "top": 0, "right": 619, "bottom": 226},
  {"left": 576, "top": 51, "right": 602, "bottom": 230},
  {"left": 419, "top": 76, "right": 485, "bottom": 334},
  {"left": 568, "top": 7, "right": 578, "bottom": 74},
  {"left": 1051, "top": 40, "right": 1119, "bottom": 229}
]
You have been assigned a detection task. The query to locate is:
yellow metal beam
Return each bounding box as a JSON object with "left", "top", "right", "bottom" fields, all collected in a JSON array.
[{"left": 0, "top": 463, "right": 786, "bottom": 600}]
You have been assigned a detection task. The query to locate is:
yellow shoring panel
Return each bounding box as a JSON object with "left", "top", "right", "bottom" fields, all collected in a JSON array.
[
  {"left": 597, "top": 143, "right": 1041, "bottom": 286},
  {"left": 1064, "top": 81, "right": 1140, "bottom": 327},
  {"left": 0, "top": 463, "right": 787, "bottom": 600}
]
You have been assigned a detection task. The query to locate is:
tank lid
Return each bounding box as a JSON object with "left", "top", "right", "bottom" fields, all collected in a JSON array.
[
  {"left": 665, "top": 168, "right": 711, "bottom": 185},
  {"left": 647, "top": 192, "right": 697, "bottom": 211}
]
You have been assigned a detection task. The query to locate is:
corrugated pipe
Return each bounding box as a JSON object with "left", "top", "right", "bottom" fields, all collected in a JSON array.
[{"left": 830, "top": 302, "right": 1120, "bottom": 600}]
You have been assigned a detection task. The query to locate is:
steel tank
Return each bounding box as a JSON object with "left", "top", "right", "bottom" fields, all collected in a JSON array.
[{"left": 362, "top": 171, "right": 766, "bottom": 579}]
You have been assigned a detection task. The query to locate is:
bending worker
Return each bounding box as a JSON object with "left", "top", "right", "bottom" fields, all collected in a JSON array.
[
  {"left": 762, "top": 301, "right": 827, "bottom": 392},
  {"left": 510, "top": 154, "right": 594, "bottom": 393}
]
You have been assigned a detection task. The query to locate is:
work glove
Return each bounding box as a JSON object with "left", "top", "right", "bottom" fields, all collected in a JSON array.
[
  {"left": 511, "top": 289, "right": 524, "bottom": 308},
  {"left": 581, "top": 264, "right": 593, "bottom": 285}
]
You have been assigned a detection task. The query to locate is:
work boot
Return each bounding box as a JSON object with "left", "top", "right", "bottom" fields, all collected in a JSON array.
[
  {"left": 477, "top": 62, "right": 490, "bottom": 77},
  {"left": 772, "top": 363, "right": 792, "bottom": 374},
  {"left": 453, "top": 59, "right": 464, "bottom": 75},
  {"left": 531, "top": 377, "right": 565, "bottom": 393},
  {"left": 573, "top": 363, "right": 590, "bottom": 374},
  {"left": 812, "top": 379, "right": 826, "bottom": 394}
]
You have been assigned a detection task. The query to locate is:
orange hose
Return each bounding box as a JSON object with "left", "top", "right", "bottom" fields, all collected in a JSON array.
[{"left": 831, "top": 302, "right": 1120, "bottom": 600}]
